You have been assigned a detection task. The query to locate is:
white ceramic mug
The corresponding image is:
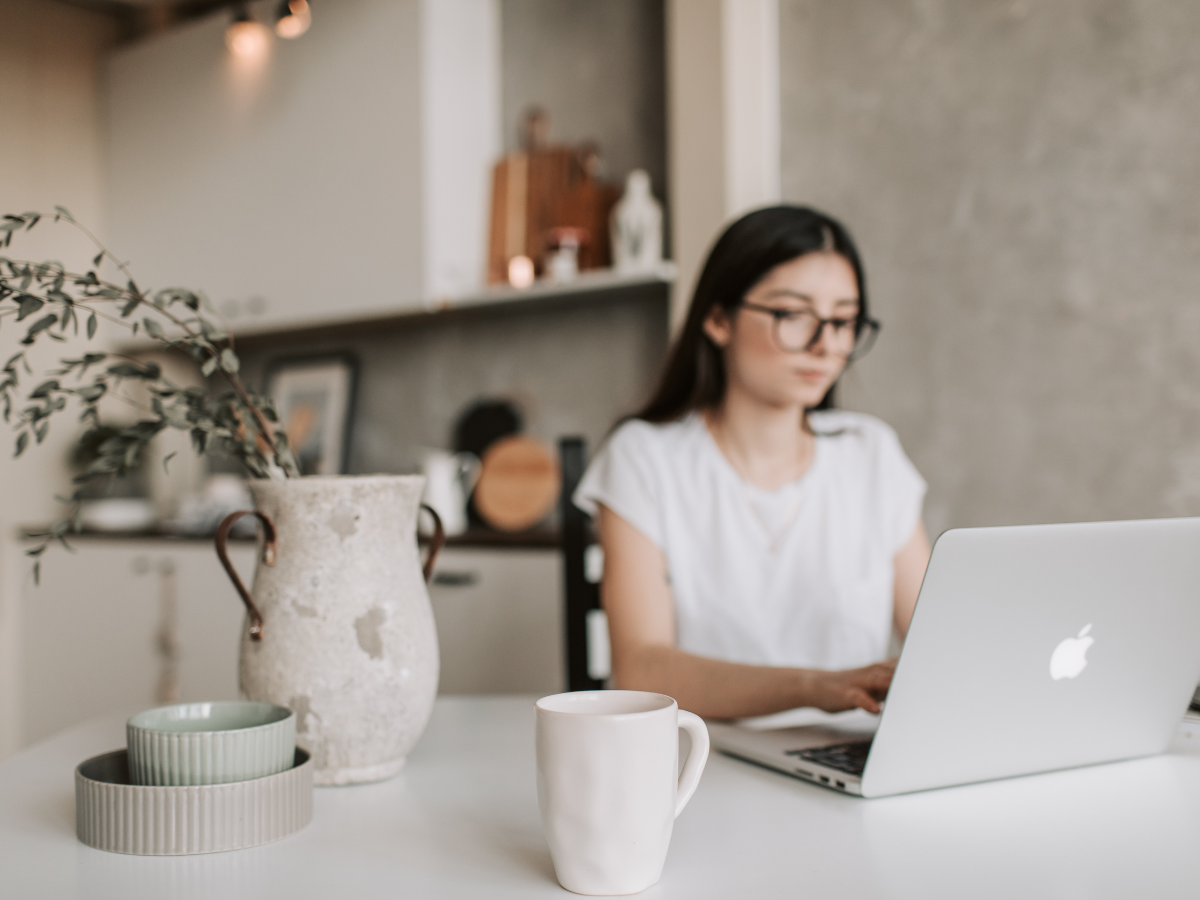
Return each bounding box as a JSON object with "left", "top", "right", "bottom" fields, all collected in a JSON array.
[
  {"left": 535, "top": 691, "right": 710, "bottom": 896},
  {"left": 420, "top": 449, "right": 480, "bottom": 536}
]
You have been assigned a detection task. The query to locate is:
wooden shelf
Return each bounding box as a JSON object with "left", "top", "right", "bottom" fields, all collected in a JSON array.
[{"left": 229, "top": 265, "right": 674, "bottom": 350}]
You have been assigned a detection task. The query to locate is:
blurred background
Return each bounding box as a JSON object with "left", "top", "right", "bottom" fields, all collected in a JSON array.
[{"left": 2, "top": 0, "right": 1198, "bottom": 758}]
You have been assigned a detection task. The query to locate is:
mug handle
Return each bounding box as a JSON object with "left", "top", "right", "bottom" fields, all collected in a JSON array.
[
  {"left": 675, "top": 710, "right": 710, "bottom": 818},
  {"left": 420, "top": 503, "right": 445, "bottom": 583},
  {"left": 215, "top": 510, "right": 277, "bottom": 642},
  {"left": 456, "top": 452, "right": 483, "bottom": 494}
]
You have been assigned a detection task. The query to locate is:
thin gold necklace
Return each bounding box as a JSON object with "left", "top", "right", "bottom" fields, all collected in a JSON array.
[
  {"left": 707, "top": 415, "right": 814, "bottom": 552},
  {"left": 742, "top": 482, "right": 806, "bottom": 552}
]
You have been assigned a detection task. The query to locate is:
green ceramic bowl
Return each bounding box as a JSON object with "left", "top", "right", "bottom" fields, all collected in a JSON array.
[{"left": 127, "top": 701, "right": 296, "bottom": 786}]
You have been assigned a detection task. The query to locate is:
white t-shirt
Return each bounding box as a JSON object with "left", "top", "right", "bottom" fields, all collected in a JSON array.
[{"left": 574, "top": 410, "right": 926, "bottom": 671}]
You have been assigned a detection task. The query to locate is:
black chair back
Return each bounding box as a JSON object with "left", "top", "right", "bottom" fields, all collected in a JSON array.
[{"left": 559, "top": 437, "right": 605, "bottom": 692}]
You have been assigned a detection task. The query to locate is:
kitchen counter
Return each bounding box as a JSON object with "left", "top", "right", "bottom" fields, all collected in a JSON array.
[
  {"left": 20, "top": 525, "right": 561, "bottom": 549},
  {"left": 3, "top": 696, "right": 1200, "bottom": 898}
]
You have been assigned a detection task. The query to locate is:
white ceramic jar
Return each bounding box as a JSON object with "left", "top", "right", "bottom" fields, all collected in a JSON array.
[{"left": 218, "top": 475, "right": 441, "bottom": 785}]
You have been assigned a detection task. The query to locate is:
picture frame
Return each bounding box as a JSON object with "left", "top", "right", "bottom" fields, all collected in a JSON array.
[{"left": 263, "top": 353, "right": 358, "bottom": 476}]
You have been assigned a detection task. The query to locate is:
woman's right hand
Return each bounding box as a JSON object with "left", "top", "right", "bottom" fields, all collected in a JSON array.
[{"left": 807, "top": 660, "right": 897, "bottom": 714}]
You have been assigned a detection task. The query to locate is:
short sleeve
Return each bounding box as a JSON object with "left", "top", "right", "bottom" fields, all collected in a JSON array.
[
  {"left": 573, "top": 421, "right": 665, "bottom": 548},
  {"left": 875, "top": 423, "right": 927, "bottom": 555}
]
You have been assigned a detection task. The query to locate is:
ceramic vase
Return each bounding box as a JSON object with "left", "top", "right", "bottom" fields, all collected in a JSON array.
[
  {"left": 610, "top": 168, "right": 663, "bottom": 274},
  {"left": 215, "top": 475, "right": 443, "bottom": 785}
]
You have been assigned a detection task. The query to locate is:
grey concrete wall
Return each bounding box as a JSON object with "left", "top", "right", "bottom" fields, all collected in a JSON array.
[
  {"left": 780, "top": 0, "right": 1200, "bottom": 535},
  {"left": 500, "top": 0, "right": 668, "bottom": 226}
]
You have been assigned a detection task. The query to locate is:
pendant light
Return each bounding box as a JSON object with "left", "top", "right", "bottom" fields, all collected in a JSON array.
[
  {"left": 226, "top": 5, "right": 271, "bottom": 59},
  {"left": 275, "top": 0, "right": 312, "bottom": 39}
]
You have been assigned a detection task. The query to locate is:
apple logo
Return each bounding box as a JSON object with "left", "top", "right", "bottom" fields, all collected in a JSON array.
[{"left": 1050, "top": 624, "right": 1094, "bottom": 680}]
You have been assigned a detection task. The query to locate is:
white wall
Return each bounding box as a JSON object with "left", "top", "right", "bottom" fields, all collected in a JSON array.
[
  {"left": 721, "top": 0, "right": 780, "bottom": 217},
  {"left": 105, "top": 0, "right": 424, "bottom": 329},
  {"left": 666, "top": 0, "right": 724, "bottom": 329},
  {"left": 105, "top": 0, "right": 500, "bottom": 329},
  {"left": 666, "top": 0, "right": 781, "bottom": 328},
  {"left": 0, "top": 0, "right": 117, "bottom": 758},
  {"left": 420, "top": 0, "right": 501, "bottom": 302}
]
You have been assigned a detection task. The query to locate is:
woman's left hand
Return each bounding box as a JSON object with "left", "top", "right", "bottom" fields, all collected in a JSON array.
[{"left": 807, "top": 659, "right": 897, "bottom": 714}]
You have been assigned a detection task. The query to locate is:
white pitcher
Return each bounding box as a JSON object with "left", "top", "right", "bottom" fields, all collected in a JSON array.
[{"left": 215, "top": 475, "right": 443, "bottom": 785}]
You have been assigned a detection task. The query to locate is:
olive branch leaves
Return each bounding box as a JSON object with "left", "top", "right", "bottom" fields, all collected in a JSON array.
[{"left": 0, "top": 209, "right": 300, "bottom": 581}]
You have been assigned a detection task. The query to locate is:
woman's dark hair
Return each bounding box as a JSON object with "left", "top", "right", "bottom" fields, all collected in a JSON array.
[{"left": 635, "top": 205, "right": 869, "bottom": 423}]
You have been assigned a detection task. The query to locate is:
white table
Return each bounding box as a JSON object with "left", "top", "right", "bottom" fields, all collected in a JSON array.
[{"left": 4, "top": 696, "right": 1200, "bottom": 899}]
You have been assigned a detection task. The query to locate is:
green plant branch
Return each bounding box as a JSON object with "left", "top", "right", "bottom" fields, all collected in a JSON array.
[
  {"left": 1, "top": 228, "right": 294, "bottom": 473},
  {"left": 1, "top": 209, "right": 303, "bottom": 580}
]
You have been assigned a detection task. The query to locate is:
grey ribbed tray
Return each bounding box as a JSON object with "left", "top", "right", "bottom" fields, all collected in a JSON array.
[{"left": 75, "top": 747, "right": 312, "bottom": 855}]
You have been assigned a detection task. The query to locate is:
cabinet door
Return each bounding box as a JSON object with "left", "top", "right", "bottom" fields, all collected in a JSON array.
[
  {"left": 20, "top": 540, "right": 254, "bottom": 746},
  {"left": 105, "top": 3, "right": 427, "bottom": 330},
  {"left": 22, "top": 542, "right": 156, "bottom": 745},
  {"left": 171, "top": 543, "right": 255, "bottom": 705},
  {"left": 428, "top": 548, "right": 563, "bottom": 695},
  {"left": 20, "top": 540, "right": 561, "bottom": 744}
]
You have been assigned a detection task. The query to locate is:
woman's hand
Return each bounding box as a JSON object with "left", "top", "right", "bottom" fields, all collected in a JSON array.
[{"left": 807, "top": 660, "right": 897, "bottom": 714}]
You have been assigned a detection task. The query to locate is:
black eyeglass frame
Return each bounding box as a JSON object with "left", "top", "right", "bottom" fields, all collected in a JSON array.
[{"left": 739, "top": 301, "right": 882, "bottom": 361}]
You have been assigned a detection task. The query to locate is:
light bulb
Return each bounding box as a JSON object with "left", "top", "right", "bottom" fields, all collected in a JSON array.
[
  {"left": 226, "top": 11, "right": 271, "bottom": 59},
  {"left": 276, "top": 0, "right": 312, "bottom": 39},
  {"left": 507, "top": 255, "right": 535, "bottom": 289}
]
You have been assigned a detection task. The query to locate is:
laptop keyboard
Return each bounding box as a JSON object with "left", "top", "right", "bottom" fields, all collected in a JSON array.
[{"left": 787, "top": 740, "right": 873, "bottom": 777}]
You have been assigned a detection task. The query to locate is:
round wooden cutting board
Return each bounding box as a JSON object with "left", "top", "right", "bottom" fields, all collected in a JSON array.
[{"left": 474, "top": 435, "right": 560, "bottom": 532}]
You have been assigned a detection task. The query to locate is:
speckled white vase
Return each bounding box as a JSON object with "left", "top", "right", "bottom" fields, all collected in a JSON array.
[{"left": 222, "top": 476, "right": 440, "bottom": 786}]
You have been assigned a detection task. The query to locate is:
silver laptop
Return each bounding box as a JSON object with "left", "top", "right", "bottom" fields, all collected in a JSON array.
[{"left": 710, "top": 517, "right": 1200, "bottom": 797}]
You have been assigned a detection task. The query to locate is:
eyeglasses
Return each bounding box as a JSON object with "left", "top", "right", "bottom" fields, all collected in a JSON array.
[{"left": 739, "top": 302, "right": 881, "bottom": 360}]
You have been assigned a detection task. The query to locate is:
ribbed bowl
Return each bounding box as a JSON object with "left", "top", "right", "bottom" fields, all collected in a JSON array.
[
  {"left": 127, "top": 701, "right": 296, "bottom": 786},
  {"left": 76, "top": 748, "right": 312, "bottom": 855}
]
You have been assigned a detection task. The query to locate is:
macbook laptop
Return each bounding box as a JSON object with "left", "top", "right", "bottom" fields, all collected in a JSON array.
[{"left": 709, "top": 517, "right": 1200, "bottom": 797}]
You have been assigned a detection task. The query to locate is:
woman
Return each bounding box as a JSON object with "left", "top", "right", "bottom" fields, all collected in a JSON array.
[{"left": 574, "top": 206, "right": 931, "bottom": 719}]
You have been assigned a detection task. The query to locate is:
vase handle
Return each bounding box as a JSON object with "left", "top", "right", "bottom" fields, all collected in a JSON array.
[
  {"left": 215, "top": 510, "right": 277, "bottom": 642},
  {"left": 420, "top": 503, "right": 445, "bottom": 583}
]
